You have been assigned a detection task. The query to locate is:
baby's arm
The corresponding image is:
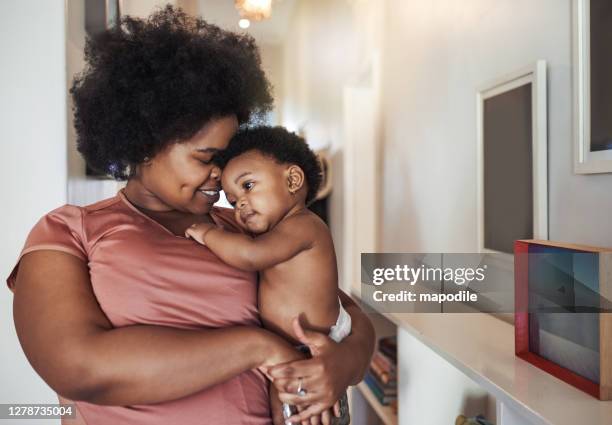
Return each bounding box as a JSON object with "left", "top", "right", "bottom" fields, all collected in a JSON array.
[{"left": 185, "top": 215, "right": 313, "bottom": 271}]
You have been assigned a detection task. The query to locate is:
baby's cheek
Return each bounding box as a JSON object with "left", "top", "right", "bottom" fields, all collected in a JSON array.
[{"left": 234, "top": 210, "right": 247, "bottom": 229}]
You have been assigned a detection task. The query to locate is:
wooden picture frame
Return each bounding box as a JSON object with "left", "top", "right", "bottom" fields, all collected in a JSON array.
[
  {"left": 515, "top": 239, "right": 612, "bottom": 400},
  {"left": 477, "top": 62, "right": 548, "bottom": 254},
  {"left": 572, "top": 0, "right": 612, "bottom": 173}
]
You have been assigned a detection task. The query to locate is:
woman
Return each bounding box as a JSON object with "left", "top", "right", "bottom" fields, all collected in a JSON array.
[{"left": 7, "top": 6, "right": 374, "bottom": 425}]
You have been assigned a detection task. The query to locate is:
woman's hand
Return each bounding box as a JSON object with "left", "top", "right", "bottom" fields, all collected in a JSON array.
[
  {"left": 270, "top": 383, "right": 338, "bottom": 425},
  {"left": 266, "top": 318, "right": 353, "bottom": 423},
  {"left": 258, "top": 330, "right": 307, "bottom": 371}
]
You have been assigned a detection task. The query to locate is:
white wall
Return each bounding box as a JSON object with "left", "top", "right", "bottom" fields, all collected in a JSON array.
[
  {"left": 121, "top": 0, "right": 176, "bottom": 19},
  {"left": 378, "top": 0, "right": 612, "bottom": 423},
  {"left": 0, "top": 1, "right": 67, "bottom": 423},
  {"left": 281, "top": 0, "right": 359, "bottom": 150},
  {"left": 259, "top": 42, "right": 284, "bottom": 125},
  {"left": 398, "top": 329, "right": 491, "bottom": 424},
  {"left": 380, "top": 0, "right": 612, "bottom": 252}
]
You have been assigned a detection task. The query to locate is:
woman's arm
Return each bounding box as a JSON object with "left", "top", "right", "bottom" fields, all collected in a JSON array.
[
  {"left": 266, "top": 291, "right": 375, "bottom": 421},
  {"left": 13, "top": 250, "right": 303, "bottom": 405}
]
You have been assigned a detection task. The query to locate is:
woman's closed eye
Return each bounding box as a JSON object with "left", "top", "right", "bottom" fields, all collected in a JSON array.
[{"left": 195, "top": 152, "right": 217, "bottom": 165}]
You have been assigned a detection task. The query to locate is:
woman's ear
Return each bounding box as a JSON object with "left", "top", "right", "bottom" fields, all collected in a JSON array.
[{"left": 286, "top": 165, "right": 305, "bottom": 194}]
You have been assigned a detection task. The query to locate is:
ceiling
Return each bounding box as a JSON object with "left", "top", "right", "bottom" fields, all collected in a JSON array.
[{"left": 196, "top": 0, "right": 297, "bottom": 45}]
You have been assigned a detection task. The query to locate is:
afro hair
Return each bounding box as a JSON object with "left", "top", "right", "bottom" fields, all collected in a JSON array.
[
  {"left": 216, "top": 126, "right": 322, "bottom": 204},
  {"left": 70, "top": 5, "right": 273, "bottom": 179}
]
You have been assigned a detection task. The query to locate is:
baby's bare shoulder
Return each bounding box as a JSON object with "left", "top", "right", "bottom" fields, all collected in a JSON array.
[
  {"left": 278, "top": 210, "right": 331, "bottom": 242},
  {"left": 282, "top": 209, "right": 328, "bottom": 229}
]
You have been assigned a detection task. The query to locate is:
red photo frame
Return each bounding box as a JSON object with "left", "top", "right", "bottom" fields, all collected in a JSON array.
[{"left": 514, "top": 239, "right": 612, "bottom": 400}]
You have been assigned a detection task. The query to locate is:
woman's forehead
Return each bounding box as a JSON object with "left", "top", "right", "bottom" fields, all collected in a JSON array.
[{"left": 187, "top": 115, "right": 239, "bottom": 150}]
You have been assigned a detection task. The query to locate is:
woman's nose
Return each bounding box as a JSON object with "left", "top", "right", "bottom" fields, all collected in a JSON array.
[{"left": 209, "top": 165, "right": 221, "bottom": 181}]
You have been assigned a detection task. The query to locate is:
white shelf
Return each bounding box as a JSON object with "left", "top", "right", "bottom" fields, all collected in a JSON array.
[
  {"left": 356, "top": 382, "right": 397, "bottom": 425},
  {"left": 381, "top": 312, "right": 612, "bottom": 425}
]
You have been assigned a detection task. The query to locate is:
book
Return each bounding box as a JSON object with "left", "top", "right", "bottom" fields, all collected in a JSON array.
[
  {"left": 372, "top": 351, "right": 396, "bottom": 372},
  {"left": 370, "top": 361, "right": 396, "bottom": 385},
  {"left": 378, "top": 336, "right": 397, "bottom": 362},
  {"left": 364, "top": 371, "right": 397, "bottom": 396},
  {"left": 363, "top": 374, "right": 397, "bottom": 405}
]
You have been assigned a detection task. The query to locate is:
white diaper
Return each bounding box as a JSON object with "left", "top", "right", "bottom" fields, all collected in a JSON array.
[{"left": 328, "top": 300, "right": 352, "bottom": 343}]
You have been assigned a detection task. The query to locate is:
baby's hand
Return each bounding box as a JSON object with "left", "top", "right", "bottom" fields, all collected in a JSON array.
[{"left": 185, "top": 222, "right": 217, "bottom": 245}]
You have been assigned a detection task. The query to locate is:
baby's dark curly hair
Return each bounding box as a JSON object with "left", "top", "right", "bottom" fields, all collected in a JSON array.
[
  {"left": 216, "top": 126, "right": 322, "bottom": 204},
  {"left": 70, "top": 5, "right": 273, "bottom": 179}
]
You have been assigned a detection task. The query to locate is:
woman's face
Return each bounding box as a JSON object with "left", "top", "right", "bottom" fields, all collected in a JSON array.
[{"left": 138, "top": 115, "right": 239, "bottom": 215}]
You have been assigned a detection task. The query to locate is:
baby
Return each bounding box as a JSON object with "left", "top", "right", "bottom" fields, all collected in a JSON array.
[{"left": 185, "top": 126, "right": 350, "bottom": 424}]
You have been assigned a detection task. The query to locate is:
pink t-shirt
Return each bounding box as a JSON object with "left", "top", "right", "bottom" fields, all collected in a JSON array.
[{"left": 7, "top": 190, "right": 271, "bottom": 425}]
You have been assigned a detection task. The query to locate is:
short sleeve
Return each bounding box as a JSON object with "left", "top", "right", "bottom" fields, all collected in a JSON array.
[{"left": 6, "top": 205, "right": 87, "bottom": 291}]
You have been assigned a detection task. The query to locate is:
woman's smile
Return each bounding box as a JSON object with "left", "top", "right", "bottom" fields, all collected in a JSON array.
[{"left": 198, "top": 187, "right": 221, "bottom": 203}]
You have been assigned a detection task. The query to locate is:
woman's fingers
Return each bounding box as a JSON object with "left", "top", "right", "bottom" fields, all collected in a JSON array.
[
  {"left": 321, "top": 409, "right": 332, "bottom": 425},
  {"left": 309, "top": 413, "right": 320, "bottom": 425},
  {"left": 287, "top": 404, "right": 329, "bottom": 424},
  {"left": 273, "top": 376, "right": 319, "bottom": 393},
  {"left": 272, "top": 368, "right": 337, "bottom": 408},
  {"left": 292, "top": 317, "right": 334, "bottom": 356},
  {"left": 258, "top": 366, "right": 273, "bottom": 381},
  {"left": 296, "top": 405, "right": 308, "bottom": 425},
  {"left": 266, "top": 325, "right": 347, "bottom": 419},
  {"left": 278, "top": 391, "right": 319, "bottom": 406},
  {"left": 268, "top": 359, "right": 323, "bottom": 380},
  {"left": 286, "top": 404, "right": 335, "bottom": 424},
  {"left": 271, "top": 377, "right": 292, "bottom": 392},
  {"left": 292, "top": 318, "right": 314, "bottom": 352},
  {"left": 261, "top": 336, "right": 308, "bottom": 369}
]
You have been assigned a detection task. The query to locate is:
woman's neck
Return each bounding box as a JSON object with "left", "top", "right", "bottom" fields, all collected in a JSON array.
[
  {"left": 124, "top": 178, "right": 175, "bottom": 213},
  {"left": 123, "top": 179, "right": 214, "bottom": 235}
]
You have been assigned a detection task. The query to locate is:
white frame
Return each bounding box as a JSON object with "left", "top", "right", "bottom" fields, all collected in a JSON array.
[
  {"left": 573, "top": 0, "right": 612, "bottom": 174},
  {"left": 476, "top": 61, "right": 548, "bottom": 254}
]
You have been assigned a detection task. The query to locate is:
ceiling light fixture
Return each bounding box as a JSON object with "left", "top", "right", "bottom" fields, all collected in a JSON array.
[
  {"left": 239, "top": 18, "right": 251, "bottom": 29},
  {"left": 235, "top": 0, "right": 272, "bottom": 21}
]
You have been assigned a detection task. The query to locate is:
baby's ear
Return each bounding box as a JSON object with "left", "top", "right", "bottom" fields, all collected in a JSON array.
[{"left": 286, "top": 165, "right": 305, "bottom": 194}]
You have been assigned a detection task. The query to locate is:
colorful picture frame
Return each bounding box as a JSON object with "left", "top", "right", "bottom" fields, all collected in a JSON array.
[{"left": 514, "top": 239, "right": 612, "bottom": 399}]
